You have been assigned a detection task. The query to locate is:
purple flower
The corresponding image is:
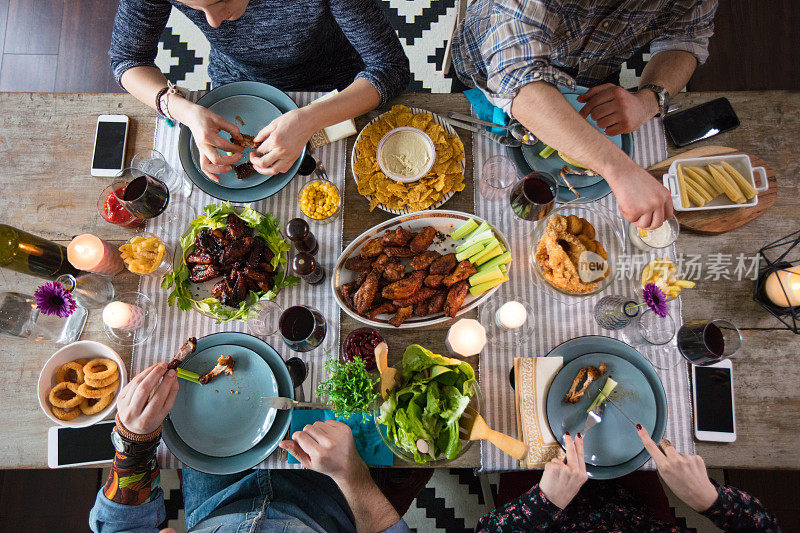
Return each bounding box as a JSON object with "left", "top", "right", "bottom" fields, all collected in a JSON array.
[
  {"left": 642, "top": 282, "right": 668, "bottom": 318},
  {"left": 34, "top": 281, "right": 77, "bottom": 318}
]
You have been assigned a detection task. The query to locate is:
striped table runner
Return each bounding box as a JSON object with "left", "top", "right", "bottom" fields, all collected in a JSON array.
[
  {"left": 474, "top": 118, "right": 695, "bottom": 472},
  {"left": 133, "top": 92, "right": 342, "bottom": 469}
]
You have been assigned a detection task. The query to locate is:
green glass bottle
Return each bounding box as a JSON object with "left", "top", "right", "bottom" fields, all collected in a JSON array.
[{"left": 0, "top": 224, "right": 80, "bottom": 280}]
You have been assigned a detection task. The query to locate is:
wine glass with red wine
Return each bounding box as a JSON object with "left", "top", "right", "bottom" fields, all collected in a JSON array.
[
  {"left": 677, "top": 319, "right": 742, "bottom": 365},
  {"left": 112, "top": 168, "right": 170, "bottom": 220},
  {"left": 509, "top": 171, "right": 557, "bottom": 221},
  {"left": 279, "top": 305, "right": 327, "bottom": 352}
]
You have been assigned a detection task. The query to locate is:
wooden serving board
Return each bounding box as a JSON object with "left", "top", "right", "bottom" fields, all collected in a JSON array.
[{"left": 647, "top": 145, "right": 777, "bottom": 235}]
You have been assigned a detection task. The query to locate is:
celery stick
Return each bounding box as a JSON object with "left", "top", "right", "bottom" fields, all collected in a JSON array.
[
  {"left": 469, "top": 266, "right": 503, "bottom": 286},
  {"left": 586, "top": 377, "right": 618, "bottom": 413},
  {"left": 456, "top": 242, "right": 484, "bottom": 262},
  {"left": 450, "top": 218, "right": 478, "bottom": 240},
  {"left": 456, "top": 236, "right": 493, "bottom": 254},
  {"left": 539, "top": 145, "right": 555, "bottom": 159},
  {"left": 469, "top": 274, "right": 509, "bottom": 296},
  {"left": 480, "top": 251, "right": 512, "bottom": 271},
  {"left": 463, "top": 221, "right": 490, "bottom": 243},
  {"left": 474, "top": 243, "right": 503, "bottom": 266}
]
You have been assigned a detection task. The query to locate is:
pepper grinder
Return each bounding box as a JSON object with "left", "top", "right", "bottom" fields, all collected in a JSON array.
[
  {"left": 291, "top": 252, "right": 325, "bottom": 285},
  {"left": 285, "top": 218, "right": 318, "bottom": 255}
]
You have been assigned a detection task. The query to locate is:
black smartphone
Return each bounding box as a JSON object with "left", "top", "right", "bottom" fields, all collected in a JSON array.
[
  {"left": 47, "top": 422, "right": 116, "bottom": 468},
  {"left": 663, "top": 97, "right": 739, "bottom": 147}
]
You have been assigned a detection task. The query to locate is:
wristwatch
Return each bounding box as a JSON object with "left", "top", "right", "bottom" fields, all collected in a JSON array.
[{"left": 639, "top": 84, "right": 670, "bottom": 117}]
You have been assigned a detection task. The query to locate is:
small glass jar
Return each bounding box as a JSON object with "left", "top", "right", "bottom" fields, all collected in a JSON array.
[
  {"left": 594, "top": 295, "right": 641, "bottom": 330},
  {"left": 97, "top": 183, "right": 145, "bottom": 229},
  {"left": 56, "top": 273, "right": 114, "bottom": 309},
  {"left": 120, "top": 233, "right": 172, "bottom": 277},
  {"left": 298, "top": 179, "right": 341, "bottom": 225},
  {"left": 628, "top": 216, "right": 679, "bottom": 252}
]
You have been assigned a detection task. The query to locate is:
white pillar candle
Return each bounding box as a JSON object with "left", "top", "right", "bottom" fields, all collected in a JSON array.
[
  {"left": 445, "top": 319, "right": 487, "bottom": 357},
  {"left": 765, "top": 265, "right": 800, "bottom": 307},
  {"left": 103, "top": 301, "right": 144, "bottom": 330},
  {"left": 67, "top": 234, "right": 124, "bottom": 275},
  {"left": 495, "top": 301, "right": 527, "bottom": 330}
]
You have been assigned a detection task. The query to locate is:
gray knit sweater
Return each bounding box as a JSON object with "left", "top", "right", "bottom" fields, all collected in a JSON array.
[{"left": 109, "top": 0, "right": 411, "bottom": 104}]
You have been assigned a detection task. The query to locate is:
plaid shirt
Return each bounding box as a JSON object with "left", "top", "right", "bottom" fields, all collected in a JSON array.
[{"left": 452, "top": 0, "right": 717, "bottom": 111}]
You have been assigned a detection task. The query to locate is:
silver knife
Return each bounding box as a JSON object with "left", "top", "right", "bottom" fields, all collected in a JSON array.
[
  {"left": 262, "top": 396, "right": 330, "bottom": 410},
  {"left": 443, "top": 118, "right": 522, "bottom": 147}
]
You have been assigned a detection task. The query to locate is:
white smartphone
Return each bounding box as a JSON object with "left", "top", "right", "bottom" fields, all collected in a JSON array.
[
  {"left": 692, "top": 359, "right": 737, "bottom": 442},
  {"left": 90, "top": 114, "right": 129, "bottom": 177},
  {"left": 47, "top": 422, "right": 116, "bottom": 468}
]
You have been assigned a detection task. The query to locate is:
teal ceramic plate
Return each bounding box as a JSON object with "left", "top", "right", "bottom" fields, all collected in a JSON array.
[
  {"left": 178, "top": 81, "right": 305, "bottom": 203},
  {"left": 190, "top": 95, "right": 281, "bottom": 189},
  {"left": 169, "top": 344, "right": 278, "bottom": 457},
  {"left": 545, "top": 335, "right": 666, "bottom": 479},
  {"left": 163, "top": 332, "right": 293, "bottom": 474},
  {"left": 508, "top": 88, "right": 633, "bottom": 203},
  {"left": 546, "top": 352, "right": 657, "bottom": 467}
]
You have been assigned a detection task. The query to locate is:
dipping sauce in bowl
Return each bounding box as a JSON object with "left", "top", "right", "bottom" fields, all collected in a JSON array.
[{"left": 377, "top": 127, "right": 435, "bottom": 183}]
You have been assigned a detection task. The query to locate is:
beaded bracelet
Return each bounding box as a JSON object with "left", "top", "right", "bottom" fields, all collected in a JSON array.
[{"left": 155, "top": 86, "right": 170, "bottom": 119}]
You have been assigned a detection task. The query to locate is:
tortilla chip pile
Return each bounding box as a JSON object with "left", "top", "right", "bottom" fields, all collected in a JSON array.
[{"left": 353, "top": 105, "right": 465, "bottom": 212}]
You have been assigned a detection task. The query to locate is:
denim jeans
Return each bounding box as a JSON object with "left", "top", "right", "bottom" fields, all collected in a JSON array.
[{"left": 183, "top": 468, "right": 356, "bottom": 532}]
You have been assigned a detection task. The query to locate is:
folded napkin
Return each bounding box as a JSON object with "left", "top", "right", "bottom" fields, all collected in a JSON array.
[
  {"left": 464, "top": 88, "right": 509, "bottom": 134},
  {"left": 287, "top": 410, "right": 394, "bottom": 466},
  {"left": 514, "top": 357, "right": 565, "bottom": 468}
]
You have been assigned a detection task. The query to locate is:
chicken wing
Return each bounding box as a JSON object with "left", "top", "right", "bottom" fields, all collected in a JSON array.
[
  {"left": 442, "top": 260, "right": 477, "bottom": 287},
  {"left": 429, "top": 253, "right": 458, "bottom": 275},
  {"left": 427, "top": 289, "right": 447, "bottom": 314},
  {"left": 564, "top": 363, "right": 607, "bottom": 404},
  {"left": 360, "top": 237, "right": 384, "bottom": 258},
  {"left": 344, "top": 256, "right": 374, "bottom": 272},
  {"left": 199, "top": 356, "right": 236, "bottom": 384},
  {"left": 382, "top": 226, "right": 413, "bottom": 246},
  {"left": 189, "top": 264, "right": 221, "bottom": 283},
  {"left": 410, "top": 250, "right": 442, "bottom": 271},
  {"left": 444, "top": 280, "right": 469, "bottom": 318},
  {"left": 384, "top": 246, "right": 415, "bottom": 258},
  {"left": 226, "top": 213, "right": 252, "bottom": 240},
  {"left": 409, "top": 226, "right": 437, "bottom": 253},
  {"left": 389, "top": 306, "right": 414, "bottom": 327},
  {"left": 424, "top": 274, "right": 444, "bottom": 288},
  {"left": 381, "top": 271, "right": 425, "bottom": 301},
  {"left": 368, "top": 302, "right": 397, "bottom": 320},
  {"left": 353, "top": 271, "right": 380, "bottom": 314},
  {"left": 392, "top": 286, "right": 436, "bottom": 308},
  {"left": 382, "top": 261, "right": 406, "bottom": 282}
]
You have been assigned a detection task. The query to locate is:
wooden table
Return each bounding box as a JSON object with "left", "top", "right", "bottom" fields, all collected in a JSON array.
[{"left": 0, "top": 91, "right": 798, "bottom": 470}]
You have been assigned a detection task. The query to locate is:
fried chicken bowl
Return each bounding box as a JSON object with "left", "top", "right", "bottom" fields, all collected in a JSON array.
[{"left": 529, "top": 205, "right": 625, "bottom": 298}]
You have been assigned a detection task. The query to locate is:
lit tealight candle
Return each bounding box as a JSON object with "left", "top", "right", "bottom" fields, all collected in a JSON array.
[
  {"left": 764, "top": 265, "right": 800, "bottom": 307},
  {"left": 495, "top": 301, "right": 527, "bottom": 330},
  {"left": 67, "top": 234, "right": 124, "bottom": 275},
  {"left": 103, "top": 301, "right": 144, "bottom": 330},
  {"left": 445, "top": 319, "right": 487, "bottom": 357}
]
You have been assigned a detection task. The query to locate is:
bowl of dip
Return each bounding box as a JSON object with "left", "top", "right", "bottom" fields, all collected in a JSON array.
[
  {"left": 377, "top": 127, "right": 436, "bottom": 183},
  {"left": 628, "top": 216, "right": 679, "bottom": 251}
]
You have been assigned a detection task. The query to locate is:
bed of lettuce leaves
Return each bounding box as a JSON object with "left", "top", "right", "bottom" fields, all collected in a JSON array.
[
  {"left": 377, "top": 344, "right": 476, "bottom": 464},
  {"left": 161, "top": 202, "right": 298, "bottom": 323}
]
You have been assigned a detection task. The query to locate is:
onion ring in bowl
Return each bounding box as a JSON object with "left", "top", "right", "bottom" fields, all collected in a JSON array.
[
  {"left": 55, "top": 361, "right": 85, "bottom": 385},
  {"left": 84, "top": 370, "right": 120, "bottom": 389},
  {"left": 78, "top": 379, "right": 119, "bottom": 398},
  {"left": 79, "top": 392, "right": 115, "bottom": 415},
  {"left": 49, "top": 382, "right": 83, "bottom": 408},
  {"left": 83, "top": 358, "right": 118, "bottom": 381},
  {"left": 74, "top": 358, "right": 90, "bottom": 366},
  {"left": 51, "top": 406, "right": 82, "bottom": 421}
]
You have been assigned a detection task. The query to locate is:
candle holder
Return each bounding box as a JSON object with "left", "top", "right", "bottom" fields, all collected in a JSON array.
[
  {"left": 479, "top": 300, "right": 534, "bottom": 348},
  {"left": 102, "top": 291, "right": 157, "bottom": 347},
  {"left": 753, "top": 229, "right": 800, "bottom": 334},
  {"left": 445, "top": 318, "right": 487, "bottom": 357}
]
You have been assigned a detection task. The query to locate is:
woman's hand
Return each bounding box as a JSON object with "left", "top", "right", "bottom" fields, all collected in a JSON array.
[
  {"left": 171, "top": 99, "right": 243, "bottom": 182},
  {"left": 250, "top": 108, "right": 316, "bottom": 175},
  {"left": 279, "top": 420, "right": 369, "bottom": 485},
  {"left": 116, "top": 362, "right": 178, "bottom": 435},
  {"left": 637, "top": 425, "right": 718, "bottom": 512},
  {"left": 538, "top": 433, "right": 588, "bottom": 509}
]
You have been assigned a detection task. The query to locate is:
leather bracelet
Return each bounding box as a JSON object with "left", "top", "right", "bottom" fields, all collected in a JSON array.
[
  {"left": 115, "top": 414, "right": 162, "bottom": 442},
  {"left": 154, "top": 86, "right": 170, "bottom": 119}
]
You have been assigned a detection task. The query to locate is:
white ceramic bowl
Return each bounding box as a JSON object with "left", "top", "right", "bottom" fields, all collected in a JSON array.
[
  {"left": 37, "top": 340, "right": 128, "bottom": 427},
  {"left": 376, "top": 127, "right": 436, "bottom": 183}
]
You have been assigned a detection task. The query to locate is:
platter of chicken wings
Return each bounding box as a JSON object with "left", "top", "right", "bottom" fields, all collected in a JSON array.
[{"left": 333, "top": 210, "right": 511, "bottom": 328}]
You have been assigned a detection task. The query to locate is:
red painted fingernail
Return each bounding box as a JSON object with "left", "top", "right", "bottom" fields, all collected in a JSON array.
[
  {"left": 564, "top": 431, "right": 570, "bottom": 436},
  {"left": 577, "top": 433, "right": 582, "bottom": 439},
  {"left": 636, "top": 423, "right": 642, "bottom": 430}
]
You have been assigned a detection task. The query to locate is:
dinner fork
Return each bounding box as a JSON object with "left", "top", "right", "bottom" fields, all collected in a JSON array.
[
  {"left": 262, "top": 396, "right": 330, "bottom": 410},
  {"left": 582, "top": 402, "right": 605, "bottom": 435}
]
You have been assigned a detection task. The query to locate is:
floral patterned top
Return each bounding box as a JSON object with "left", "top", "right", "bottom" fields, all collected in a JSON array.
[{"left": 477, "top": 482, "right": 779, "bottom": 532}]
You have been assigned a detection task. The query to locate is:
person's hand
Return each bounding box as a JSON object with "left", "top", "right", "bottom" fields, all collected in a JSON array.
[
  {"left": 116, "top": 362, "right": 178, "bottom": 435},
  {"left": 538, "top": 433, "right": 588, "bottom": 509},
  {"left": 172, "top": 99, "right": 243, "bottom": 182},
  {"left": 250, "top": 108, "right": 316, "bottom": 175},
  {"left": 279, "top": 420, "right": 369, "bottom": 485},
  {"left": 607, "top": 164, "right": 674, "bottom": 229},
  {"left": 637, "top": 425, "right": 718, "bottom": 512},
  {"left": 577, "top": 84, "right": 659, "bottom": 136}
]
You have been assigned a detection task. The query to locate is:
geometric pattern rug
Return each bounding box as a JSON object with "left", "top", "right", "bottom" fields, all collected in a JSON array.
[
  {"left": 156, "top": 2, "right": 648, "bottom": 93},
  {"left": 145, "top": 468, "right": 726, "bottom": 533}
]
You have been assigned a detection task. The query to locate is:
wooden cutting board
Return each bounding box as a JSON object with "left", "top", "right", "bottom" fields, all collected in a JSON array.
[{"left": 647, "top": 145, "right": 777, "bottom": 235}]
